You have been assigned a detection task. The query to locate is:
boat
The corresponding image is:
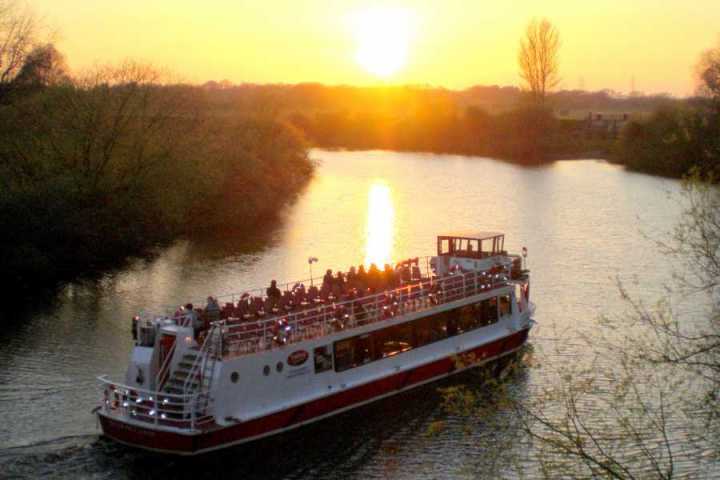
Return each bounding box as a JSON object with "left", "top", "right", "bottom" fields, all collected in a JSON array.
[{"left": 96, "top": 232, "right": 535, "bottom": 455}]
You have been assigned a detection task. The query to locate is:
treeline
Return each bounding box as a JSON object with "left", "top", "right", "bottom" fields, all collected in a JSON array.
[
  {"left": 199, "top": 82, "right": 683, "bottom": 164},
  {"left": 291, "top": 105, "right": 612, "bottom": 161},
  {"left": 614, "top": 98, "right": 720, "bottom": 177},
  {"left": 198, "top": 79, "right": 720, "bottom": 176},
  {"left": 0, "top": 60, "right": 313, "bottom": 293},
  {"left": 201, "top": 82, "right": 678, "bottom": 115}
]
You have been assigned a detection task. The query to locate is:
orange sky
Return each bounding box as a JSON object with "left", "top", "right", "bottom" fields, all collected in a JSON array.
[{"left": 31, "top": 0, "right": 720, "bottom": 96}]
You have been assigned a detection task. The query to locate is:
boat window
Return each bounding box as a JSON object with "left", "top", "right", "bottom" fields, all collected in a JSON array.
[
  {"left": 414, "top": 314, "right": 446, "bottom": 346},
  {"left": 355, "top": 334, "right": 374, "bottom": 365},
  {"left": 333, "top": 297, "right": 504, "bottom": 373},
  {"left": 276, "top": 361, "right": 284, "bottom": 373},
  {"left": 438, "top": 238, "right": 450, "bottom": 255},
  {"left": 458, "top": 305, "right": 479, "bottom": 332},
  {"left": 440, "top": 310, "right": 457, "bottom": 337},
  {"left": 499, "top": 295, "right": 511, "bottom": 316},
  {"left": 314, "top": 346, "right": 333, "bottom": 373},
  {"left": 374, "top": 322, "right": 414, "bottom": 359},
  {"left": 334, "top": 338, "right": 355, "bottom": 372},
  {"left": 478, "top": 297, "right": 498, "bottom": 326}
]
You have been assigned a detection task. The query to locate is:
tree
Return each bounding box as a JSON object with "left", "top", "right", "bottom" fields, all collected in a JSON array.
[
  {"left": 0, "top": 0, "right": 37, "bottom": 100},
  {"left": 13, "top": 43, "right": 69, "bottom": 87},
  {"left": 697, "top": 39, "right": 720, "bottom": 101},
  {"left": 518, "top": 18, "right": 561, "bottom": 105}
]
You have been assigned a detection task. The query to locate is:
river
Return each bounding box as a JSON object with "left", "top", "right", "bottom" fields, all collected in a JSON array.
[{"left": 0, "top": 149, "right": 700, "bottom": 478}]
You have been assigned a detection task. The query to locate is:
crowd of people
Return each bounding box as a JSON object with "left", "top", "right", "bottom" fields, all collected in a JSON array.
[
  {"left": 170, "top": 258, "right": 508, "bottom": 345},
  {"left": 223, "top": 259, "right": 425, "bottom": 322},
  {"left": 167, "top": 260, "right": 423, "bottom": 334}
]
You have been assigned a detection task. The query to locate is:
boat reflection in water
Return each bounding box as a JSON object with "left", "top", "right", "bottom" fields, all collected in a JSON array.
[{"left": 364, "top": 181, "right": 395, "bottom": 268}]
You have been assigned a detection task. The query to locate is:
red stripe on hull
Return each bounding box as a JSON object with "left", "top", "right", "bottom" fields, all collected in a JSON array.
[{"left": 100, "top": 328, "right": 529, "bottom": 455}]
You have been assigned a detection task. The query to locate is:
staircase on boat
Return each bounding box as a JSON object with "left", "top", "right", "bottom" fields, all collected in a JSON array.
[{"left": 157, "top": 325, "right": 222, "bottom": 426}]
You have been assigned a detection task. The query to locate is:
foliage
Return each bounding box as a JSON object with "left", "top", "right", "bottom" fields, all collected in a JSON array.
[
  {"left": 0, "top": 62, "right": 313, "bottom": 293},
  {"left": 0, "top": 0, "right": 37, "bottom": 101},
  {"left": 614, "top": 41, "right": 720, "bottom": 178},
  {"left": 13, "top": 43, "right": 70, "bottom": 87},
  {"left": 614, "top": 106, "right": 720, "bottom": 177}
]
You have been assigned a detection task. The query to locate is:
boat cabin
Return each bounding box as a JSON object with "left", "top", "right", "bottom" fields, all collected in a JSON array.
[{"left": 437, "top": 233, "right": 505, "bottom": 259}]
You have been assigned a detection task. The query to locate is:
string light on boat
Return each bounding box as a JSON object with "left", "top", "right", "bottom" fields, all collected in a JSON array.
[{"left": 273, "top": 318, "right": 292, "bottom": 345}]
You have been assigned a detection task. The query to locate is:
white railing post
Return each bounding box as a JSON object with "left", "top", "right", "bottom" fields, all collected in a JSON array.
[{"left": 191, "top": 395, "right": 196, "bottom": 430}]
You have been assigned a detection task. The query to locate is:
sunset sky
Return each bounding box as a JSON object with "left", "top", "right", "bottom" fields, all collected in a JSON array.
[{"left": 31, "top": 0, "right": 720, "bottom": 96}]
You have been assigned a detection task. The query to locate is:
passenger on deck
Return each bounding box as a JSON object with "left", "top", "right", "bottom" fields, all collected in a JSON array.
[
  {"left": 346, "top": 266, "right": 358, "bottom": 288},
  {"left": 333, "top": 271, "right": 345, "bottom": 293},
  {"left": 383, "top": 264, "right": 396, "bottom": 289},
  {"left": 205, "top": 296, "right": 220, "bottom": 323},
  {"left": 266, "top": 280, "right": 282, "bottom": 302},
  {"left": 322, "top": 269, "right": 334, "bottom": 291},
  {"left": 357, "top": 265, "right": 368, "bottom": 289},
  {"left": 368, "top": 263, "right": 381, "bottom": 291},
  {"left": 412, "top": 264, "right": 422, "bottom": 280},
  {"left": 186, "top": 303, "right": 202, "bottom": 338},
  {"left": 399, "top": 261, "right": 411, "bottom": 283}
]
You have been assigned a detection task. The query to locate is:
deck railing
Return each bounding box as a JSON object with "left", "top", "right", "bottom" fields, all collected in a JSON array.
[
  {"left": 98, "top": 375, "right": 214, "bottom": 431},
  {"left": 218, "top": 269, "right": 520, "bottom": 358},
  {"left": 164, "top": 256, "right": 436, "bottom": 314}
]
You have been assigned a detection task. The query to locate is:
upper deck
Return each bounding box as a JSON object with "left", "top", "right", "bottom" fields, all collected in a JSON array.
[{"left": 136, "top": 248, "right": 528, "bottom": 360}]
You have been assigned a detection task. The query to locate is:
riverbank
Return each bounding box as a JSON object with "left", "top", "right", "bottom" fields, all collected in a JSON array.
[{"left": 0, "top": 74, "right": 315, "bottom": 297}]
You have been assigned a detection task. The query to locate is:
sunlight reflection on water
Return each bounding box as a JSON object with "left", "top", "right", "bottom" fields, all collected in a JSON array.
[{"left": 364, "top": 181, "right": 395, "bottom": 267}]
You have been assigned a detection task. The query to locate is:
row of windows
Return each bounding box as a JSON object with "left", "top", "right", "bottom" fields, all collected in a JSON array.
[{"left": 313, "top": 295, "right": 511, "bottom": 373}]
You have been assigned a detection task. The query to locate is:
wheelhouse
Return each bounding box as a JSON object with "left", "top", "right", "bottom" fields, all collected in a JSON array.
[{"left": 436, "top": 233, "right": 505, "bottom": 259}]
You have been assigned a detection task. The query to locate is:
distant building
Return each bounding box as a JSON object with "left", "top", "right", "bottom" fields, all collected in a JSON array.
[{"left": 586, "top": 112, "right": 630, "bottom": 138}]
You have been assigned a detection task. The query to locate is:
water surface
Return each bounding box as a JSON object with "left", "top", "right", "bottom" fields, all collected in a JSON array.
[{"left": 0, "top": 150, "right": 694, "bottom": 478}]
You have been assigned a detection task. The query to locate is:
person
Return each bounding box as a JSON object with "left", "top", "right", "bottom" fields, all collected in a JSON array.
[
  {"left": 346, "top": 266, "right": 358, "bottom": 288},
  {"left": 357, "top": 265, "right": 368, "bottom": 289},
  {"left": 368, "top": 263, "right": 381, "bottom": 291},
  {"left": 383, "top": 264, "right": 395, "bottom": 289},
  {"left": 205, "top": 296, "right": 220, "bottom": 323},
  {"left": 333, "top": 271, "right": 345, "bottom": 294},
  {"left": 185, "top": 303, "right": 202, "bottom": 339},
  {"left": 266, "top": 280, "right": 282, "bottom": 302},
  {"left": 322, "top": 269, "right": 334, "bottom": 292}
]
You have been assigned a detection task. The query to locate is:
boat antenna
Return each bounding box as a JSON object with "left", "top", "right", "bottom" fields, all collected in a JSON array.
[
  {"left": 308, "top": 257, "right": 318, "bottom": 286},
  {"left": 522, "top": 247, "right": 528, "bottom": 270}
]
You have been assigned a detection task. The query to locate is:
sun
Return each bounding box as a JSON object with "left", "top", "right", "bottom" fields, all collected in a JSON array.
[{"left": 350, "top": 7, "right": 413, "bottom": 78}]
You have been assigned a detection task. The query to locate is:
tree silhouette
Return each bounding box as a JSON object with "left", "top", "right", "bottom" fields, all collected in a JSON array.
[{"left": 518, "top": 18, "right": 561, "bottom": 105}]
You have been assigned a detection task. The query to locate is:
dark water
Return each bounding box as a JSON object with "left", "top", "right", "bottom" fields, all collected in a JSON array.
[{"left": 0, "top": 150, "right": 697, "bottom": 478}]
